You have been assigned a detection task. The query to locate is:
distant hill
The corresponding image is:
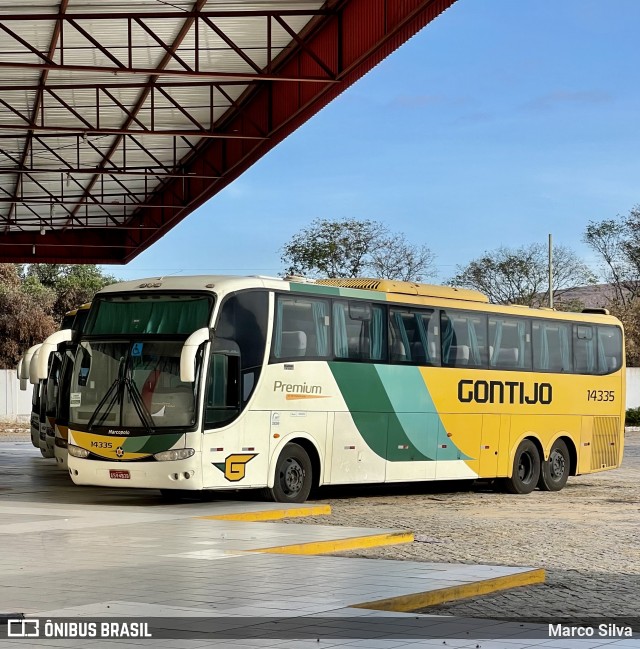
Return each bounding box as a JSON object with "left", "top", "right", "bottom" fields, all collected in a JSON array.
[{"left": 555, "top": 283, "right": 621, "bottom": 310}]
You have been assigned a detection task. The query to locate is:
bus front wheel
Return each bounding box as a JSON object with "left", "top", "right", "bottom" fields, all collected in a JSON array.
[
  {"left": 538, "top": 439, "right": 569, "bottom": 492},
  {"left": 503, "top": 439, "right": 540, "bottom": 494},
  {"left": 267, "top": 443, "right": 312, "bottom": 503}
]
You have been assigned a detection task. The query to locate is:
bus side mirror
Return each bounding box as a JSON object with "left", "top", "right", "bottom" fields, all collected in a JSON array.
[
  {"left": 16, "top": 359, "right": 29, "bottom": 391},
  {"left": 180, "top": 328, "right": 210, "bottom": 383},
  {"left": 20, "top": 344, "right": 42, "bottom": 382},
  {"left": 29, "top": 349, "right": 41, "bottom": 385},
  {"left": 36, "top": 330, "right": 73, "bottom": 381}
]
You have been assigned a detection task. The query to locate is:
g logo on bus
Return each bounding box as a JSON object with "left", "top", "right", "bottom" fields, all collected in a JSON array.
[
  {"left": 213, "top": 454, "right": 257, "bottom": 482},
  {"left": 116, "top": 447, "right": 124, "bottom": 458}
]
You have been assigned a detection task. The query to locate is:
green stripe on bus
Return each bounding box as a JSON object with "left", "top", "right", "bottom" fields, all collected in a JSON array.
[
  {"left": 329, "top": 362, "right": 469, "bottom": 462},
  {"left": 289, "top": 283, "right": 386, "bottom": 301},
  {"left": 122, "top": 433, "right": 184, "bottom": 454}
]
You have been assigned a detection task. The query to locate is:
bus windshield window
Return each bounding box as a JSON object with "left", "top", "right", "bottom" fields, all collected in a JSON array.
[
  {"left": 45, "top": 354, "right": 61, "bottom": 415},
  {"left": 70, "top": 340, "right": 200, "bottom": 429},
  {"left": 87, "top": 294, "right": 212, "bottom": 335},
  {"left": 73, "top": 308, "right": 90, "bottom": 334}
]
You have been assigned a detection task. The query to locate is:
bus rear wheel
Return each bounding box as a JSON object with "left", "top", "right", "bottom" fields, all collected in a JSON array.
[
  {"left": 538, "top": 439, "right": 569, "bottom": 492},
  {"left": 503, "top": 439, "right": 540, "bottom": 494},
  {"left": 267, "top": 443, "right": 312, "bottom": 503}
]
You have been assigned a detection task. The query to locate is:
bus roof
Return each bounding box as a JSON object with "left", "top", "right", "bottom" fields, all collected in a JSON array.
[
  {"left": 315, "top": 278, "right": 489, "bottom": 303},
  {"left": 93, "top": 275, "right": 621, "bottom": 326}
]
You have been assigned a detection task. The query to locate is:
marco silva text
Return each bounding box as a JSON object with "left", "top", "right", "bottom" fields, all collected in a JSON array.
[{"left": 549, "top": 623, "right": 633, "bottom": 638}]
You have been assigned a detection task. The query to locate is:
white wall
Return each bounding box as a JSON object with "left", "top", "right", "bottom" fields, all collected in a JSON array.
[
  {"left": 626, "top": 368, "right": 640, "bottom": 410},
  {"left": 0, "top": 370, "right": 33, "bottom": 422},
  {"left": 1, "top": 368, "right": 639, "bottom": 422}
]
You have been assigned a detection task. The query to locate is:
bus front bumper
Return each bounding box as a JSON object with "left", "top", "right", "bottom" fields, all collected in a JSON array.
[{"left": 68, "top": 456, "right": 203, "bottom": 490}]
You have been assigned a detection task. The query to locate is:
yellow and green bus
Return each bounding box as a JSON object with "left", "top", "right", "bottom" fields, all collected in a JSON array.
[
  {"left": 64, "top": 276, "right": 625, "bottom": 502},
  {"left": 53, "top": 303, "right": 93, "bottom": 469}
]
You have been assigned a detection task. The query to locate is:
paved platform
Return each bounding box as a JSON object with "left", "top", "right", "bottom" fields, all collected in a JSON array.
[{"left": 0, "top": 441, "right": 636, "bottom": 648}]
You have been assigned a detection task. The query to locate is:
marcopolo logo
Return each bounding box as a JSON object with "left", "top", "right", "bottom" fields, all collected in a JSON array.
[{"left": 458, "top": 379, "right": 553, "bottom": 405}]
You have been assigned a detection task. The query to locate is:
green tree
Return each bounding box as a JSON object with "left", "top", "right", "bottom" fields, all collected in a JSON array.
[
  {"left": 25, "top": 264, "right": 117, "bottom": 322},
  {"left": 0, "top": 263, "right": 118, "bottom": 368},
  {"left": 0, "top": 264, "right": 57, "bottom": 368},
  {"left": 448, "top": 243, "right": 595, "bottom": 307},
  {"left": 281, "top": 218, "right": 435, "bottom": 281}
]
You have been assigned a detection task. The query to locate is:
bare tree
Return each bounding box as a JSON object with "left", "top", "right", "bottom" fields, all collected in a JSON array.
[
  {"left": 584, "top": 206, "right": 640, "bottom": 306},
  {"left": 281, "top": 218, "right": 436, "bottom": 281},
  {"left": 448, "top": 243, "right": 595, "bottom": 307},
  {"left": 370, "top": 233, "right": 436, "bottom": 282}
]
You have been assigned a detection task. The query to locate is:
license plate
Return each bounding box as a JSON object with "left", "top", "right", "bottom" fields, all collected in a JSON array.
[{"left": 109, "top": 470, "right": 130, "bottom": 480}]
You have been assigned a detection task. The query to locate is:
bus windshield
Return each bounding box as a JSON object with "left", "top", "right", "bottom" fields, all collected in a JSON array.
[
  {"left": 45, "top": 354, "right": 62, "bottom": 416},
  {"left": 86, "top": 294, "right": 212, "bottom": 335},
  {"left": 69, "top": 340, "right": 202, "bottom": 430}
]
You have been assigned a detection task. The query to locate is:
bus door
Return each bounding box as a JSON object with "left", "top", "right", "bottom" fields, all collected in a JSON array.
[{"left": 480, "top": 414, "right": 509, "bottom": 478}]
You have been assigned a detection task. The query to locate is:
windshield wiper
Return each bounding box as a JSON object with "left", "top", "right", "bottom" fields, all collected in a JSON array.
[
  {"left": 122, "top": 375, "right": 155, "bottom": 434},
  {"left": 86, "top": 357, "right": 156, "bottom": 435},
  {"left": 87, "top": 358, "right": 125, "bottom": 432}
]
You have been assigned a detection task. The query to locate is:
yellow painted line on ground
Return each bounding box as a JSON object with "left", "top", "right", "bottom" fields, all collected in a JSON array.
[
  {"left": 250, "top": 531, "right": 414, "bottom": 555},
  {"left": 353, "top": 568, "right": 546, "bottom": 612},
  {"left": 197, "top": 504, "right": 331, "bottom": 522}
]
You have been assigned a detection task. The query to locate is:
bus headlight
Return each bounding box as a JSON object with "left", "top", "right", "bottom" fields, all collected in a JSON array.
[
  {"left": 154, "top": 448, "right": 195, "bottom": 462},
  {"left": 55, "top": 437, "right": 68, "bottom": 449},
  {"left": 68, "top": 444, "right": 89, "bottom": 458}
]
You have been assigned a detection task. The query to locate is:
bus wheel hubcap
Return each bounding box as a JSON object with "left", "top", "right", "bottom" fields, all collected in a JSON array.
[
  {"left": 518, "top": 453, "right": 533, "bottom": 483},
  {"left": 284, "top": 459, "right": 304, "bottom": 494},
  {"left": 549, "top": 450, "right": 565, "bottom": 480}
]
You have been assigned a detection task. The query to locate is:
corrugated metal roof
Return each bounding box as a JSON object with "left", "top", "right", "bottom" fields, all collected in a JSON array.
[{"left": 0, "top": 0, "right": 458, "bottom": 261}]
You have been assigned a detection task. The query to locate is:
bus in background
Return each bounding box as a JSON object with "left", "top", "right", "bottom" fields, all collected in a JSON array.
[
  {"left": 64, "top": 276, "right": 625, "bottom": 502},
  {"left": 54, "top": 303, "right": 92, "bottom": 469},
  {"left": 18, "top": 344, "right": 42, "bottom": 449},
  {"left": 26, "top": 347, "right": 54, "bottom": 458},
  {"left": 18, "top": 309, "right": 81, "bottom": 458},
  {"left": 40, "top": 306, "right": 89, "bottom": 460}
]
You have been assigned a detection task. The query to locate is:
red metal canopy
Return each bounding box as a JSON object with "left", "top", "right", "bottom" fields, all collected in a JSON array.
[{"left": 0, "top": 0, "right": 457, "bottom": 263}]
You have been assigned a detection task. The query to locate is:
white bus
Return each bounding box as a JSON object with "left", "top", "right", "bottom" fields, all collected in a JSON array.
[{"left": 63, "top": 275, "right": 625, "bottom": 502}]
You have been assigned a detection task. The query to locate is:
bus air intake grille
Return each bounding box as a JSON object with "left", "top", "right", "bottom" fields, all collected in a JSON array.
[
  {"left": 591, "top": 416, "right": 620, "bottom": 470},
  {"left": 314, "top": 278, "right": 489, "bottom": 302},
  {"left": 316, "top": 278, "right": 382, "bottom": 291}
]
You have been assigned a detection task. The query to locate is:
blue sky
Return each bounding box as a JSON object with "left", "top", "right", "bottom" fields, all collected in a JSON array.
[{"left": 103, "top": 0, "right": 640, "bottom": 283}]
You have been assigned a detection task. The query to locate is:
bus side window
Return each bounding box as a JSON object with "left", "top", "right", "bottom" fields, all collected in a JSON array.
[
  {"left": 597, "top": 325, "right": 622, "bottom": 373},
  {"left": 273, "top": 295, "right": 330, "bottom": 360},
  {"left": 574, "top": 324, "right": 596, "bottom": 374},
  {"left": 489, "top": 316, "right": 531, "bottom": 370},
  {"left": 204, "top": 354, "right": 240, "bottom": 428},
  {"left": 217, "top": 290, "right": 269, "bottom": 404},
  {"left": 533, "top": 321, "right": 572, "bottom": 372},
  {"left": 442, "top": 310, "right": 487, "bottom": 368},
  {"left": 389, "top": 308, "right": 438, "bottom": 366},
  {"left": 333, "top": 301, "right": 386, "bottom": 361}
]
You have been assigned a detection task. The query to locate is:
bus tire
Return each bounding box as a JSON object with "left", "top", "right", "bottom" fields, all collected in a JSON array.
[
  {"left": 538, "top": 439, "right": 570, "bottom": 492},
  {"left": 503, "top": 439, "right": 540, "bottom": 494},
  {"left": 267, "top": 443, "right": 312, "bottom": 503}
]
